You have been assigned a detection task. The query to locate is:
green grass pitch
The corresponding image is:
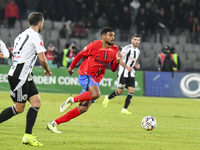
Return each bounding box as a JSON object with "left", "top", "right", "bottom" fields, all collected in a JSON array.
[{"left": 0, "top": 91, "right": 200, "bottom": 150}]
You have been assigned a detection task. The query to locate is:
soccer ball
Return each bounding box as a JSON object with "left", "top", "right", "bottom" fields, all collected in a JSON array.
[{"left": 141, "top": 116, "right": 156, "bottom": 131}]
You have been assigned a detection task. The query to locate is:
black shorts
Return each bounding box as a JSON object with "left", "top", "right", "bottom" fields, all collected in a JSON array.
[
  {"left": 117, "top": 75, "right": 135, "bottom": 89},
  {"left": 8, "top": 76, "right": 38, "bottom": 103}
]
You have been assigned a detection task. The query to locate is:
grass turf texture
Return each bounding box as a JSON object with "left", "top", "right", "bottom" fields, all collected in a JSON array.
[{"left": 0, "top": 91, "right": 200, "bottom": 150}]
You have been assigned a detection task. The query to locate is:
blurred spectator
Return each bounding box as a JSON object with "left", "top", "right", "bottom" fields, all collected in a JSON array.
[
  {"left": 105, "top": 2, "right": 117, "bottom": 19},
  {"left": 149, "top": 0, "right": 158, "bottom": 14},
  {"left": 15, "top": 0, "right": 26, "bottom": 20},
  {"left": 85, "top": 12, "right": 97, "bottom": 29},
  {"left": 25, "top": 0, "right": 37, "bottom": 19},
  {"left": 66, "top": 20, "right": 74, "bottom": 38},
  {"left": 35, "top": 0, "right": 43, "bottom": 13},
  {"left": 116, "top": 0, "right": 130, "bottom": 11},
  {"left": 158, "top": 45, "right": 171, "bottom": 71},
  {"left": 174, "top": 1, "right": 186, "bottom": 35},
  {"left": 156, "top": 8, "right": 168, "bottom": 43},
  {"left": 42, "top": 0, "right": 56, "bottom": 21},
  {"left": 54, "top": 0, "right": 67, "bottom": 21},
  {"left": 73, "top": 20, "right": 87, "bottom": 39},
  {"left": 5, "top": 0, "right": 19, "bottom": 28},
  {"left": 93, "top": 0, "right": 102, "bottom": 18},
  {"left": 45, "top": 43, "right": 60, "bottom": 68},
  {"left": 189, "top": 17, "right": 200, "bottom": 44},
  {"left": 85, "top": 12, "right": 97, "bottom": 41},
  {"left": 171, "top": 47, "right": 181, "bottom": 71},
  {"left": 120, "top": 6, "right": 131, "bottom": 30},
  {"left": 66, "top": 0, "right": 78, "bottom": 21},
  {"left": 130, "top": 0, "right": 140, "bottom": 25},
  {"left": 186, "top": 10, "right": 194, "bottom": 29},
  {"left": 59, "top": 24, "right": 67, "bottom": 39},
  {"left": 145, "top": 1, "right": 156, "bottom": 34},
  {"left": 135, "top": 7, "right": 147, "bottom": 42},
  {"left": 109, "top": 14, "right": 120, "bottom": 30},
  {"left": 168, "top": 4, "right": 177, "bottom": 35},
  {"left": 0, "top": 0, "right": 7, "bottom": 27},
  {"left": 97, "top": 13, "right": 109, "bottom": 28},
  {"left": 119, "top": 6, "right": 131, "bottom": 41},
  {"left": 158, "top": 0, "right": 170, "bottom": 15},
  {"left": 188, "top": 0, "right": 199, "bottom": 15},
  {"left": 78, "top": 3, "right": 87, "bottom": 20},
  {"left": 66, "top": 42, "right": 78, "bottom": 67},
  {"left": 60, "top": 42, "right": 69, "bottom": 67}
]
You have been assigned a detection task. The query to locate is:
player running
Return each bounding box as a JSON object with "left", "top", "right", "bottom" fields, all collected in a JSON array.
[
  {"left": 0, "top": 12, "right": 52, "bottom": 147},
  {"left": 47, "top": 27, "right": 122, "bottom": 133}
]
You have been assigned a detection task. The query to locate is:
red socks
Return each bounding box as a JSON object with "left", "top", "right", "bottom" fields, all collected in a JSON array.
[
  {"left": 55, "top": 107, "right": 81, "bottom": 125},
  {"left": 73, "top": 91, "right": 93, "bottom": 102}
]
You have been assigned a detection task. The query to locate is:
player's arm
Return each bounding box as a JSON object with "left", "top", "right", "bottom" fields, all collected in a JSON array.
[
  {"left": 68, "top": 42, "right": 93, "bottom": 76},
  {"left": 119, "top": 59, "right": 133, "bottom": 72},
  {"left": 38, "top": 52, "right": 52, "bottom": 77},
  {"left": 68, "top": 51, "right": 84, "bottom": 76},
  {"left": 134, "top": 62, "right": 140, "bottom": 69},
  {"left": 0, "top": 42, "right": 10, "bottom": 59},
  {"left": 110, "top": 51, "right": 122, "bottom": 72}
]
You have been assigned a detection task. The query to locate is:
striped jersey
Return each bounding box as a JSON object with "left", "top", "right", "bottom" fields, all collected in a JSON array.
[
  {"left": 8, "top": 28, "right": 46, "bottom": 81},
  {"left": 0, "top": 39, "right": 10, "bottom": 59},
  {"left": 118, "top": 44, "right": 140, "bottom": 77}
]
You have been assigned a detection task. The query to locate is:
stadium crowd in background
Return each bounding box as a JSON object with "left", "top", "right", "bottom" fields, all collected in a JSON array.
[
  {"left": 0, "top": 0, "right": 200, "bottom": 70},
  {"left": 0, "top": 0, "right": 199, "bottom": 37}
]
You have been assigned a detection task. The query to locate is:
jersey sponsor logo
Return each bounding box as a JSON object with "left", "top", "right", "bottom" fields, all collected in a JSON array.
[
  {"left": 14, "top": 55, "right": 21, "bottom": 58},
  {"left": 40, "top": 41, "right": 44, "bottom": 47},
  {"left": 129, "top": 57, "right": 137, "bottom": 61},
  {"left": 94, "top": 58, "right": 109, "bottom": 66},
  {"left": 122, "top": 51, "right": 126, "bottom": 54},
  {"left": 99, "top": 48, "right": 113, "bottom": 52}
]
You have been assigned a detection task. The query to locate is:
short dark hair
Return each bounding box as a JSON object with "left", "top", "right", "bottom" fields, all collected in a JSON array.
[
  {"left": 101, "top": 27, "right": 114, "bottom": 35},
  {"left": 28, "top": 12, "right": 44, "bottom": 26},
  {"left": 131, "top": 34, "right": 140, "bottom": 39}
]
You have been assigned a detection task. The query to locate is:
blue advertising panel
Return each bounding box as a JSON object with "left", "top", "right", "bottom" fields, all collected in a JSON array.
[{"left": 145, "top": 71, "right": 200, "bottom": 98}]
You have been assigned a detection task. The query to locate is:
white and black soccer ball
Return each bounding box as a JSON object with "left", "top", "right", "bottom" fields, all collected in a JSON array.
[{"left": 141, "top": 116, "right": 157, "bottom": 131}]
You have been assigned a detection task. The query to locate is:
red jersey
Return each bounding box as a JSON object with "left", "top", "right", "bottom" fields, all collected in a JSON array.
[{"left": 70, "top": 40, "right": 119, "bottom": 82}]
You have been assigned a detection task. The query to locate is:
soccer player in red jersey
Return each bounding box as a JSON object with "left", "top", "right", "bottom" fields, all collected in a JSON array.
[{"left": 47, "top": 27, "right": 122, "bottom": 133}]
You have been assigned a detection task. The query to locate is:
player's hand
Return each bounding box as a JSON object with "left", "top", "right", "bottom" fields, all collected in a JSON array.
[
  {"left": 135, "top": 63, "right": 140, "bottom": 69},
  {"left": 67, "top": 67, "right": 74, "bottom": 76},
  {"left": 116, "top": 51, "right": 122, "bottom": 63},
  {"left": 44, "top": 70, "right": 52, "bottom": 77},
  {"left": 0, "top": 53, "right": 4, "bottom": 58},
  {"left": 126, "top": 66, "right": 133, "bottom": 72}
]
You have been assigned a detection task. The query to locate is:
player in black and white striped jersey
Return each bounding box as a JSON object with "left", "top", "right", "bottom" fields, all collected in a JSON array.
[
  {"left": 0, "top": 39, "right": 10, "bottom": 59},
  {"left": 102, "top": 34, "right": 140, "bottom": 114},
  {"left": 0, "top": 12, "right": 52, "bottom": 147}
]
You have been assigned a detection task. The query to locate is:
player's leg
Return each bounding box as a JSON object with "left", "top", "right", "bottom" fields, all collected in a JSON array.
[
  {"left": 102, "top": 75, "right": 124, "bottom": 107},
  {"left": 22, "top": 80, "right": 43, "bottom": 147},
  {"left": 60, "top": 75, "right": 100, "bottom": 112},
  {"left": 0, "top": 102, "right": 25, "bottom": 123},
  {"left": 48, "top": 75, "right": 100, "bottom": 133},
  {"left": 121, "top": 77, "right": 135, "bottom": 115},
  {"left": 0, "top": 76, "right": 26, "bottom": 123},
  {"left": 47, "top": 100, "right": 93, "bottom": 133}
]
